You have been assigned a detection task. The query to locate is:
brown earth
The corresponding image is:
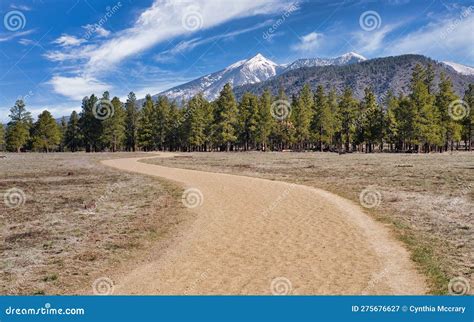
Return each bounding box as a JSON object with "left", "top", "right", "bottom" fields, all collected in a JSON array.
[{"left": 102, "top": 154, "right": 427, "bottom": 295}]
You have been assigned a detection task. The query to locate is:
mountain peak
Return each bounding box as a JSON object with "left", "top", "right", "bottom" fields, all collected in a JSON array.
[
  {"left": 341, "top": 52, "right": 366, "bottom": 60},
  {"left": 249, "top": 53, "right": 265, "bottom": 60},
  {"left": 244, "top": 53, "right": 277, "bottom": 66}
]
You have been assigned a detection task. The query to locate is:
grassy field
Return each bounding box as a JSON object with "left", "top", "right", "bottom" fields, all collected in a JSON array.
[
  {"left": 144, "top": 152, "right": 473, "bottom": 294},
  {"left": 0, "top": 153, "right": 190, "bottom": 295}
]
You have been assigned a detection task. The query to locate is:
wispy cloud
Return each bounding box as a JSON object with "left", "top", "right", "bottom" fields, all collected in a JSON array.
[
  {"left": 45, "top": 0, "right": 292, "bottom": 100},
  {"left": 155, "top": 20, "right": 274, "bottom": 62},
  {"left": 291, "top": 32, "right": 323, "bottom": 53},
  {"left": 10, "top": 4, "right": 32, "bottom": 11},
  {"left": 0, "top": 30, "right": 34, "bottom": 43},
  {"left": 47, "top": 76, "right": 110, "bottom": 101},
  {"left": 52, "top": 34, "right": 86, "bottom": 47},
  {"left": 385, "top": 11, "right": 474, "bottom": 62},
  {"left": 352, "top": 23, "right": 400, "bottom": 54},
  {"left": 82, "top": 24, "right": 111, "bottom": 38}
]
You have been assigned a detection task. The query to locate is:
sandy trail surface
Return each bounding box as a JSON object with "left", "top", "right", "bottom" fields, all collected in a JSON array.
[{"left": 101, "top": 154, "right": 426, "bottom": 295}]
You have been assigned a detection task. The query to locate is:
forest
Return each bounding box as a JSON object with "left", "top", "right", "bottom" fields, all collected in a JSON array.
[{"left": 1, "top": 64, "right": 473, "bottom": 153}]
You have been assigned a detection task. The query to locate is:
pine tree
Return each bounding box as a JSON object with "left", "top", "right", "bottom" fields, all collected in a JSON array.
[
  {"left": 138, "top": 95, "right": 156, "bottom": 151},
  {"left": 237, "top": 92, "right": 259, "bottom": 151},
  {"left": 291, "top": 84, "right": 313, "bottom": 150},
  {"left": 435, "top": 73, "right": 462, "bottom": 151},
  {"left": 384, "top": 91, "right": 400, "bottom": 151},
  {"left": 256, "top": 89, "right": 273, "bottom": 151},
  {"left": 79, "top": 95, "right": 103, "bottom": 152},
  {"left": 361, "top": 88, "right": 384, "bottom": 152},
  {"left": 125, "top": 92, "right": 139, "bottom": 151},
  {"left": 271, "top": 87, "right": 295, "bottom": 150},
  {"left": 31, "top": 110, "right": 61, "bottom": 152},
  {"left": 337, "top": 88, "right": 357, "bottom": 152},
  {"left": 166, "top": 101, "right": 181, "bottom": 151},
  {"left": 397, "top": 94, "right": 418, "bottom": 151},
  {"left": 64, "top": 111, "right": 82, "bottom": 152},
  {"left": 6, "top": 99, "right": 32, "bottom": 152},
  {"left": 102, "top": 97, "right": 126, "bottom": 152},
  {"left": 327, "top": 88, "right": 339, "bottom": 150},
  {"left": 184, "top": 94, "right": 209, "bottom": 151},
  {"left": 59, "top": 117, "right": 67, "bottom": 152},
  {"left": 202, "top": 97, "right": 214, "bottom": 151},
  {"left": 409, "top": 64, "right": 442, "bottom": 152},
  {"left": 213, "top": 83, "right": 238, "bottom": 151},
  {"left": 155, "top": 96, "right": 171, "bottom": 151},
  {"left": 0, "top": 124, "right": 5, "bottom": 151},
  {"left": 312, "top": 85, "right": 334, "bottom": 151},
  {"left": 462, "top": 84, "right": 474, "bottom": 151}
]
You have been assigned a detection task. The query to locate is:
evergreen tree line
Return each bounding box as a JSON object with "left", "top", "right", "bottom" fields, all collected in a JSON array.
[{"left": 1, "top": 64, "right": 473, "bottom": 153}]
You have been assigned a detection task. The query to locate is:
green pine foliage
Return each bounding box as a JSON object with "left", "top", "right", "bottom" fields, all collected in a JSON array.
[
  {"left": 31, "top": 110, "right": 61, "bottom": 152},
  {"left": 64, "top": 111, "right": 82, "bottom": 152},
  {"left": 3, "top": 65, "right": 472, "bottom": 153},
  {"left": 6, "top": 99, "right": 32, "bottom": 152}
]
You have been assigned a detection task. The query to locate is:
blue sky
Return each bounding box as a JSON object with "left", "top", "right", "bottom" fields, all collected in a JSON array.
[{"left": 0, "top": 0, "right": 473, "bottom": 121}]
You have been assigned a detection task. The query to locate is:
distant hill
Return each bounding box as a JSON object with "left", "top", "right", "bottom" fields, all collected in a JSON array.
[{"left": 234, "top": 55, "right": 474, "bottom": 102}]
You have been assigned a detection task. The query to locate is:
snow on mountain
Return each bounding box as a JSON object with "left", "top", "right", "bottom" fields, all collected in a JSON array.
[
  {"left": 157, "top": 53, "right": 283, "bottom": 102},
  {"left": 442, "top": 61, "right": 474, "bottom": 76},
  {"left": 284, "top": 52, "right": 367, "bottom": 71},
  {"left": 157, "top": 52, "right": 368, "bottom": 102}
]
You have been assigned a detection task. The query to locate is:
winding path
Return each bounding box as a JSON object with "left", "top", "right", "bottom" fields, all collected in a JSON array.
[{"left": 101, "top": 154, "right": 426, "bottom": 295}]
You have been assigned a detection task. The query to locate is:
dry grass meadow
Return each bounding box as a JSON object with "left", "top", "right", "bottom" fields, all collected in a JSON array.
[
  {"left": 0, "top": 153, "right": 190, "bottom": 295},
  {"left": 1, "top": 152, "right": 472, "bottom": 295},
  {"left": 144, "top": 152, "right": 473, "bottom": 294}
]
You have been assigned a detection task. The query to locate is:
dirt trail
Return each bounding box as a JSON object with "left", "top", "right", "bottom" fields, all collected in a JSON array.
[{"left": 101, "top": 154, "right": 427, "bottom": 295}]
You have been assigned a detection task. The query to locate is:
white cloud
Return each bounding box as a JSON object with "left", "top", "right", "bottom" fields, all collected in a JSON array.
[
  {"left": 291, "top": 32, "right": 323, "bottom": 53},
  {"left": 0, "top": 30, "right": 34, "bottom": 42},
  {"left": 10, "top": 4, "right": 32, "bottom": 11},
  {"left": 48, "top": 76, "right": 110, "bottom": 100},
  {"left": 385, "top": 12, "right": 474, "bottom": 62},
  {"left": 52, "top": 34, "right": 86, "bottom": 47},
  {"left": 46, "top": 0, "right": 291, "bottom": 72},
  {"left": 18, "top": 38, "right": 34, "bottom": 46},
  {"left": 82, "top": 24, "right": 111, "bottom": 38},
  {"left": 46, "top": 0, "right": 292, "bottom": 99},
  {"left": 352, "top": 24, "right": 399, "bottom": 54}
]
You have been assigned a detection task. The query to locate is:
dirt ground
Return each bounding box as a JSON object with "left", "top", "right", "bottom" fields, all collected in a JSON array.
[
  {"left": 0, "top": 152, "right": 189, "bottom": 295},
  {"left": 143, "top": 152, "right": 473, "bottom": 294},
  {"left": 102, "top": 155, "right": 426, "bottom": 295}
]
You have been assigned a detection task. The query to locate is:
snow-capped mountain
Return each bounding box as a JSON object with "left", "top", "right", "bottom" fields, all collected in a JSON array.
[
  {"left": 157, "top": 53, "right": 284, "bottom": 102},
  {"left": 442, "top": 61, "right": 474, "bottom": 76},
  {"left": 283, "top": 52, "right": 367, "bottom": 72},
  {"left": 156, "top": 52, "right": 366, "bottom": 102}
]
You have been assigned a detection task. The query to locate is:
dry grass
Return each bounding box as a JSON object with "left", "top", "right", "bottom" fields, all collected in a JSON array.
[
  {"left": 0, "top": 152, "right": 189, "bottom": 295},
  {"left": 144, "top": 152, "right": 473, "bottom": 294}
]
